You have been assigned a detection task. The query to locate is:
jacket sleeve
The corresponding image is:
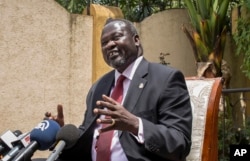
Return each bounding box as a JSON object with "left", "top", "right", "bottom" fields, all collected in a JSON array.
[{"left": 142, "top": 70, "right": 192, "bottom": 161}]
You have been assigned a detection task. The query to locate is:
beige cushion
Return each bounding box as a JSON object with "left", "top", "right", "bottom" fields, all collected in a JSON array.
[{"left": 185, "top": 79, "right": 217, "bottom": 161}]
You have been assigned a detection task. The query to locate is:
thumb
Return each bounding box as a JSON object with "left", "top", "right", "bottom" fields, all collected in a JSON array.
[
  {"left": 57, "top": 104, "right": 64, "bottom": 119},
  {"left": 56, "top": 104, "right": 64, "bottom": 127}
]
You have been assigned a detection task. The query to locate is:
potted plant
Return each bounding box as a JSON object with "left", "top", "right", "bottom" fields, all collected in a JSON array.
[
  {"left": 182, "top": 2, "right": 232, "bottom": 160},
  {"left": 182, "top": 0, "right": 230, "bottom": 78}
]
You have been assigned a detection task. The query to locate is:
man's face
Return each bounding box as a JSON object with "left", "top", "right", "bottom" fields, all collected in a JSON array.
[{"left": 101, "top": 21, "right": 140, "bottom": 73}]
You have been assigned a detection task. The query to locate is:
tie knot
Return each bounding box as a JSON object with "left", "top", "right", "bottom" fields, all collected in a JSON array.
[
  {"left": 116, "top": 75, "right": 126, "bottom": 85},
  {"left": 110, "top": 75, "right": 126, "bottom": 103}
]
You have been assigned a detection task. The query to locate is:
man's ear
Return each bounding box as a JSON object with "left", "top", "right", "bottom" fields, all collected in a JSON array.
[{"left": 134, "top": 35, "right": 140, "bottom": 46}]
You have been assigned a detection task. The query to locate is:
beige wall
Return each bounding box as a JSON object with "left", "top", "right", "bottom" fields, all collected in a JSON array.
[
  {"left": 1, "top": 0, "right": 250, "bottom": 159},
  {"left": 0, "top": 0, "right": 94, "bottom": 158},
  {"left": 139, "top": 9, "right": 197, "bottom": 77},
  {"left": 0, "top": 0, "right": 92, "bottom": 142}
]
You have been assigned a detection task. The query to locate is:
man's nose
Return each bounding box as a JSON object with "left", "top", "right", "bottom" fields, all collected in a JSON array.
[{"left": 106, "top": 40, "right": 116, "bottom": 48}]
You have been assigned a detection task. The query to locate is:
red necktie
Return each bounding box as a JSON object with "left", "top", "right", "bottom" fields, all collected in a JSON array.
[{"left": 96, "top": 75, "right": 126, "bottom": 161}]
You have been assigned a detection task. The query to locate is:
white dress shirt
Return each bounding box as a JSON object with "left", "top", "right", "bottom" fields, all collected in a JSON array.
[{"left": 91, "top": 56, "right": 144, "bottom": 161}]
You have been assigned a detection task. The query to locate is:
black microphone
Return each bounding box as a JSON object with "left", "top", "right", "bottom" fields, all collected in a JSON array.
[
  {"left": 12, "top": 120, "right": 60, "bottom": 161},
  {"left": 46, "top": 124, "right": 80, "bottom": 161},
  {"left": 0, "top": 133, "right": 30, "bottom": 161},
  {"left": 0, "top": 130, "right": 23, "bottom": 156}
]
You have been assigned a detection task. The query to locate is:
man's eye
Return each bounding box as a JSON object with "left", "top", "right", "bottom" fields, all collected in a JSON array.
[
  {"left": 113, "top": 36, "right": 119, "bottom": 41},
  {"left": 101, "top": 41, "right": 108, "bottom": 46},
  {"left": 113, "top": 34, "right": 123, "bottom": 40}
]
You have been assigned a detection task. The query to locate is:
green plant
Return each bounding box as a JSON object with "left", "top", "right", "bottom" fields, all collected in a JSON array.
[
  {"left": 55, "top": 0, "right": 86, "bottom": 14},
  {"left": 55, "top": 0, "right": 185, "bottom": 22},
  {"left": 218, "top": 96, "right": 234, "bottom": 161},
  {"left": 233, "top": 0, "right": 250, "bottom": 79},
  {"left": 182, "top": 0, "right": 230, "bottom": 77},
  {"left": 218, "top": 94, "right": 250, "bottom": 161}
]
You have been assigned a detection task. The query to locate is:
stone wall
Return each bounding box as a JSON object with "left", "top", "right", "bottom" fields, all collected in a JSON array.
[
  {"left": 0, "top": 0, "right": 93, "bottom": 158},
  {"left": 139, "top": 9, "right": 196, "bottom": 76},
  {"left": 0, "top": 0, "right": 93, "bottom": 129},
  {"left": 1, "top": 0, "right": 249, "bottom": 159}
]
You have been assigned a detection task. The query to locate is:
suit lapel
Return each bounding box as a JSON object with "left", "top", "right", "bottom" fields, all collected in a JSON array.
[
  {"left": 123, "top": 59, "right": 148, "bottom": 112},
  {"left": 92, "top": 59, "right": 149, "bottom": 113},
  {"left": 119, "top": 59, "right": 149, "bottom": 136},
  {"left": 93, "top": 71, "right": 115, "bottom": 108},
  {"left": 123, "top": 74, "right": 147, "bottom": 113},
  {"left": 86, "top": 71, "right": 115, "bottom": 128}
]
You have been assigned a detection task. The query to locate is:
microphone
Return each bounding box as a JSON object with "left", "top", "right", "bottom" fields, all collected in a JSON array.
[
  {"left": 12, "top": 131, "right": 22, "bottom": 138},
  {"left": 46, "top": 124, "right": 80, "bottom": 161},
  {"left": 12, "top": 120, "right": 60, "bottom": 161},
  {"left": 0, "top": 130, "right": 23, "bottom": 156},
  {"left": 0, "top": 133, "right": 30, "bottom": 161}
]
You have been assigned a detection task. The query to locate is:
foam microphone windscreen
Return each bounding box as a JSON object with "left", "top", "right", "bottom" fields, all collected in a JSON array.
[
  {"left": 56, "top": 124, "right": 80, "bottom": 149},
  {"left": 30, "top": 120, "right": 60, "bottom": 150}
]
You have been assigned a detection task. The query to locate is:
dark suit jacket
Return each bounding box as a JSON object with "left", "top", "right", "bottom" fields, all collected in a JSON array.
[{"left": 58, "top": 58, "right": 192, "bottom": 161}]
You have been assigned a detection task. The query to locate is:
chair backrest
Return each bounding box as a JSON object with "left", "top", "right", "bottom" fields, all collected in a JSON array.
[{"left": 185, "top": 77, "right": 222, "bottom": 161}]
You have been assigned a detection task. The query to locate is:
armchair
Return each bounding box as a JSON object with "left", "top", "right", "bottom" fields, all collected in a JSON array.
[{"left": 185, "top": 77, "right": 222, "bottom": 161}]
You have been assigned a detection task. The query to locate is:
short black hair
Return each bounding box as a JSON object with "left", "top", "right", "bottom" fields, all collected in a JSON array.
[{"left": 104, "top": 18, "right": 138, "bottom": 36}]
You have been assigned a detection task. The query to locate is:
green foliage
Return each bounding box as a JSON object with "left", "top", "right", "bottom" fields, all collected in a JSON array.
[
  {"left": 218, "top": 95, "right": 250, "bottom": 161},
  {"left": 55, "top": 0, "right": 185, "bottom": 22},
  {"left": 118, "top": 0, "right": 186, "bottom": 22},
  {"left": 219, "top": 116, "right": 250, "bottom": 160},
  {"left": 183, "top": 0, "right": 230, "bottom": 77},
  {"left": 55, "top": 0, "right": 86, "bottom": 14},
  {"left": 233, "top": 1, "right": 250, "bottom": 79}
]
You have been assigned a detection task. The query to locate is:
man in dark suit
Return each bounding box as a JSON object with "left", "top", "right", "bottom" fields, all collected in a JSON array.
[{"left": 46, "top": 18, "right": 192, "bottom": 161}]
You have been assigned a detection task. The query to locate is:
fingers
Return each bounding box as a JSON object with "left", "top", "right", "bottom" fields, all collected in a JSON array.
[
  {"left": 93, "top": 108, "right": 113, "bottom": 117},
  {"left": 55, "top": 104, "right": 64, "bottom": 127},
  {"left": 44, "top": 104, "right": 65, "bottom": 127},
  {"left": 44, "top": 112, "right": 51, "bottom": 118},
  {"left": 94, "top": 94, "right": 127, "bottom": 133},
  {"left": 110, "top": 118, "right": 115, "bottom": 126},
  {"left": 96, "top": 95, "right": 120, "bottom": 111},
  {"left": 44, "top": 104, "right": 63, "bottom": 118},
  {"left": 57, "top": 104, "right": 64, "bottom": 119},
  {"left": 96, "top": 118, "right": 116, "bottom": 133},
  {"left": 102, "top": 94, "right": 117, "bottom": 105},
  {"left": 96, "top": 118, "right": 114, "bottom": 125}
]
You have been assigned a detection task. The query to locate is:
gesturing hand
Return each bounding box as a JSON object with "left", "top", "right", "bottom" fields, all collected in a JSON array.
[
  {"left": 45, "top": 104, "right": 64, "bottom": 127},
  {"left": 93, "top": 94, "right": 139, "bottom": 135}
]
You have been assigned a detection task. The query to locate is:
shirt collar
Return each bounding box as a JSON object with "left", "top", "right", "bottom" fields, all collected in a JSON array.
[{"left": 115, "top": 56, "right": 143, "bottom": 82}]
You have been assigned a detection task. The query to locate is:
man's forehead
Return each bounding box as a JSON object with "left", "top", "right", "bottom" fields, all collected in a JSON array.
[
  {"left": 105, "top": 20, "right": 126, "bottom": 29},
  {"left": 101, "top": 21, "right": 127, "bottom": 37}
]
